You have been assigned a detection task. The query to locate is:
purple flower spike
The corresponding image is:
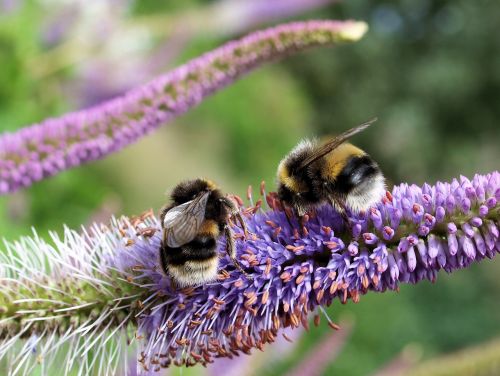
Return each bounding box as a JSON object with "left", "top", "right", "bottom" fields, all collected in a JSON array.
[
  {"left": 0, "top": 20, "right": 368, "bottom": 195},
  {"left": 0, "top": 172, "right": 498, "bottom": 373}
]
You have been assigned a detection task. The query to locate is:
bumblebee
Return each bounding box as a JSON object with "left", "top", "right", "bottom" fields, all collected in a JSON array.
[
  {"left": 276, "top": 118, "right": 385, "bottom": 221},
  {"left": 159, "top": 178, "right": 247, "bottom": 286}
]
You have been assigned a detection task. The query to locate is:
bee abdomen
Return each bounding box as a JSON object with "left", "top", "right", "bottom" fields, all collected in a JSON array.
[
  {"left": 335, "top": 155, "right": 380, "bottom": 194},
  {"left": 162, "top": 237, "right": 217, "bottom": 267}
]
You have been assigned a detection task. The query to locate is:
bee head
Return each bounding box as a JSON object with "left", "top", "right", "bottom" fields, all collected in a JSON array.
[
  {"left": 170, "top": 178, "right": 219, "bottom": 205},
  {"left": 277, "top": 159, "right": 309, "bottom": 195}
]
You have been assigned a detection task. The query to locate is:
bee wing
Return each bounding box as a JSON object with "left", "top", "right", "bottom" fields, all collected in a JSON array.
[
  {"left": 162, "top": 191, "right": 210, "bottom": 248},
  {"left": 298, "top": 117, "right": 377, "bottom": 170}
]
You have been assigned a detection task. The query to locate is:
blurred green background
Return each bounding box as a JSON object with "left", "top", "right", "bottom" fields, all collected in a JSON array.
[{"left": 0, "top": 0, "right": 499, "bottom": 375}]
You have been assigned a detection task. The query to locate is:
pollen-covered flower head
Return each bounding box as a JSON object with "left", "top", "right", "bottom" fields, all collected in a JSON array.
[{"left": 0, "top": 172, "right": 498, "bottom": 374}]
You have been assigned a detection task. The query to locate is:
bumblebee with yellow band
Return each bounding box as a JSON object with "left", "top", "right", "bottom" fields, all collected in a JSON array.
[
  {"left": 159, "top": 179, "right": 248, "bottom": 286},
  {"left": 276, "top": 118, "right": 386, "bottom": 223}
]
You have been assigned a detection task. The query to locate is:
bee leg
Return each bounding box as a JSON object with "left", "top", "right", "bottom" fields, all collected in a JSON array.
[
  {"left": 161, "top": 227, "right": 168, "bottom": 246},
  {"left": 221, "top": 197, "right": 248, "bottom": 238},
  {"left": 234, "top": 212, "right": 248, "bottom": 238},
  {"left": 296, "top": 207, "right": 310, "bottom": 236},
  {"left": 224, "top": 224, "right": 253, "bottom": 281},
  {"left": 159, "top": 242, "right": 169, "bottom": 276},
  {"left": 279, "top": 200, "right": 295, "bottom": 230},
  {"left": 299, "top": 215, "right": 307, "bottom": 235},
  {"left": 169, "top": 277, "right": 179, "bottom": 291},
  {"left": 280, "top": 200, "right": 306, "bottom": 237}
]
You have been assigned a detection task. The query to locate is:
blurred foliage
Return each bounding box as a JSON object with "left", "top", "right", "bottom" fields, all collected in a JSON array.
[
  {"left": 406, "top": 337, "right": 500, "bottom": 376},
  {"left": 0, "top": 1, "right": 499, "bottom": 375}
]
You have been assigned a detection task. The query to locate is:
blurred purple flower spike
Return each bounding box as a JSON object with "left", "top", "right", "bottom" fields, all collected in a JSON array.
[
  {"left": 0, "top": 172, "right": 498, "bottom": 374},
  {"left": 0, "top": 20, "right": 367, "bottom": 195},
  {"left": 0, "top": 0, "right": 20, "bottom": 14}
]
